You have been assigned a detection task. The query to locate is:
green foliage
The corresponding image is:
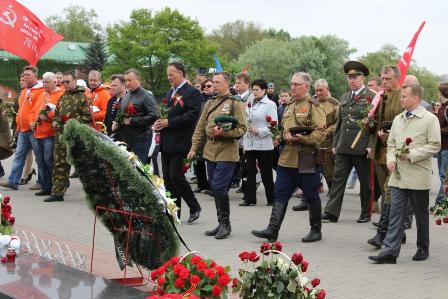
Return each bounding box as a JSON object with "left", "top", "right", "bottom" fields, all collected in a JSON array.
[
  {"left": 104, "top": 7, "right": 215, "bottom": 96},
  {"left": 236, "top": 35, "right": 353, "bottom": 99},
  {"left": 83, "top": 34, "right": 109, "bottom": 71},
  {"left": 408, "top": 65, "right": 440, "bottom": 101},
  {"left": 63, "top": 120, "right": 179, "bottom": 269},
  {"left": 45, "top": 5, "right": 102, "bottom": 43}
]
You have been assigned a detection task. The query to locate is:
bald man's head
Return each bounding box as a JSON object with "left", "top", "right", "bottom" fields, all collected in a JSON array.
[{"left": 403, "top": 75, "right": 419, "bottom": 86}]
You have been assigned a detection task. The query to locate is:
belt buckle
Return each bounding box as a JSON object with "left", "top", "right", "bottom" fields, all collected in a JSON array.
[{"left": 209, "top": 136, "right": 215, "bottom": 142}]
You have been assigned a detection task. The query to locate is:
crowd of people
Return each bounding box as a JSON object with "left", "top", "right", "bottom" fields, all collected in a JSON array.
[{"left": 0, "top": 60, "right": 447, "bottom": 264}]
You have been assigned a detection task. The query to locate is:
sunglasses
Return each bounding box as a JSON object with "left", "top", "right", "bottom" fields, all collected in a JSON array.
[
  {"left": 203, "top": 85, "right": 212, "bottom": 88},
  {"left": 62, "top": 80, "right": 72, "bottom": 84}
]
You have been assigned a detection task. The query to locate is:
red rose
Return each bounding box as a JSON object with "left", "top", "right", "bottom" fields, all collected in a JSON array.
[
  {"left": 232, "top": 278, "right": 240, "bottom": 288},
  {"left": 301, "top": 260, "right": 309, "bottom": 272},
  {"left": 291, "top": 252, "right": 303, "bottom": 265},
  {"left": 173, "top": 264, "right": 185, "bottom": 275},
  {"left": 60, "top": 114, "right": 70, "bottom": 124},
  {"left": 162, "top": 98, "right": 169, "bottom": 106},
  {"left": 444, "top": 217, "right": 448, "bottom": 224},
  {"left": 182, "top": 164, "right": 190, "bottom": 174},
  {"left": 266, "top": 115, "right": 273, "bottom": 122},
  {"left": 436, "top": 219, "right": 442, "bottom": 225},
  {"left": 260, "top": 242, "right": 271, "bottom": 255},
  {"left": 151, "top": 270, "right": 159, "bottom": 281},
  {"left": 317, "top": 290, "right": 326, "bottom": 299},
  {"left": 211, "top": 285, "right": 222, "bottom": 297},
  {"left": 311, "top": 278, "right": 321, "bottom": 287},
  {"left": 405, "top": 137, "right": 412, "bottom": 146},
  {"left": 189, "top": 274, "right": 201, "bottom": 285},
  {"left": 3, "top": 196, "right": 10, "bottom": 204},
  {"left": 271, "top": 241, "right": 282, "bottom": 252},
  {"left": 239, "top": 251, "right": 250, "bottom": 261},
  {"left": 157, "top": 276, "right": 166, "bottom": 286},
  {"left": 204, "top": 269, "right": 215, "bottom": 279},
  {"left": 179, "top": 268, "right": 190, "bottom": 279},
  {"left": 247, "top": 102, "right": 252, "bottom": 108},
  {"left": 210, "top": 261, "right": 217, "bottom": 268},
  {"left": 8, "top": 216, "right": 15, "bottom": 225},
  {"left": 249, "top": 251, "right": 260, "bottom": 262},
  {"left": 191, "top": 256, "right": 202, "bottom": 264},
  {"left": 156, "top": 287, "right": 164, "bottom": 295},
  {"left": 270, "top": 120, "right": 277, "bottom": 126},
  {"left": 174, "top": 277, "right": 185, "bottom": 289},
  {"left": 218, "top": 273, "right": 231, "bottom": 286},
  {"left": 215, "top": 266, "right": 225, "bottom": 276}
]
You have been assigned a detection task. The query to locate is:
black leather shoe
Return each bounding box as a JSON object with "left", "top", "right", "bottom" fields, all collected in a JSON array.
[
  {"left": 302, "top": 230, "right": 322, "bottom": 242},
  {"left": 321, "top": 213, "right": 338, "bottom": 223},
  {"left": 357, "top": 216, "right": 371, "bottom": 223},
  {"left": 203, "top": 190, "right": 214, "bottom": 197},
  {"left": 35, "top": 190, "right": 51, "bottom": 196},
  {"left": 43, "top": 195, "right": 64, "bottom": 202},
  {"left": 412, "top": 248, "right": 428, "bottom": 261},
  {"left": 239, "top": 201, "right": 255, "bottom": 206},
  {"left": 368, "top": 254, "right": 397, "bottom": 264},
  {"left": 292, "top": 201, "right": 308, "bottom": 211},
  {"left": 251, "top": 228, "right": 278, "bottom": 242},
  {"left": 193, "top": 187, "right": 204, "bottom": 193},
  {"left": 187, "top": 211, "right": 200, "bottom": 224},
  {"left": 0, "top": 182, "right": 18, "bottom": 190},
  {"left": 205, "top": 225, "right": 219, "bottom": 236},
  {"left": 372, "top": 222, "right": 380, "bottom": 228},
  {"left": 367, "top": 232, "right": 386, "bottom": 249},
  {"left": 215, "top": 223, "right": 231, "bottom": 239}
]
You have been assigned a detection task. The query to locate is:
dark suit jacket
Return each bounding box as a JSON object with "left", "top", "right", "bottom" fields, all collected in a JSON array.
[
  {"left": 160, "top": 83, "right": 202, "bottom": 154},
  {"left": 104, "top": 95, "right": 119, "bottom": 135}
]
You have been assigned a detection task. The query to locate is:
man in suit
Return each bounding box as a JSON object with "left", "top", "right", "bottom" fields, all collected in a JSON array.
[
  {"left": 154, "top": 62, "right": 202, "bottom": 224},
  {"left": 322, "top": 61, "right": 377, "bottom": 223},
  {"left": 114, "top": 69, "right": 158, "bottom": 161},
  {"left": 105, "top": 74, "right": 126, "bottom": 136},
  {"left": 369, "top": 84, "right": 441, "bottom": 264}
]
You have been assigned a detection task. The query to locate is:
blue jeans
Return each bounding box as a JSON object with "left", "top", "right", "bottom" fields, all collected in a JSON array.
[
  {"left": 435, "top": 150, "right": 448, "bottom": 204},
  {"left": 32, "top": 137, "right": 55, "bottom": 192},
  {"left": 274, "top": 166, "right": 322, "bottom": 204},
  {"left": 8, "top": 131, "right": 35, "bottom": 188},
  {"left": 129, "top": 136, "right": 152, "bottom": 162},
  {"left": 206, "top": 161, "right": 236, "bottom": 196}
]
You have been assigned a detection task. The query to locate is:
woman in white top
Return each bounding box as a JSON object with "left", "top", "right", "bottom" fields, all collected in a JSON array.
[{"left": 240, "top": 79, "right": 278, "bottom": 206}]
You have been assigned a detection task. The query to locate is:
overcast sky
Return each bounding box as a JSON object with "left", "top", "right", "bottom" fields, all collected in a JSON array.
[{"left": 20, "top": 0, "right": 448, "bottom": 75}]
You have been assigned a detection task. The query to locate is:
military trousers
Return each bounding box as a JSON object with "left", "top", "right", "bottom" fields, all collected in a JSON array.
[
  {"left": 376, "top": 163, "right": 392, "bottom": 204},
  {"left": 324, "top": 153, "right": 371, "bottom": 219},
  {"left": 322, "top": 150, "right": 335, "bottom": 186},
  {"left": 274, "top": 166, "right": 321, "bottom": 205},
  {"left": 51, "top": 134, "right": 70, "bottom": 196},
  {"left": 206, "top": 161, "right": 236, "bottom": 197}
]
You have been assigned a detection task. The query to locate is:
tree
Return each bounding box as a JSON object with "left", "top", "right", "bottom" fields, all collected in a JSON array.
[
  {"left": 83, "top": 34, "right": 108, "bottom": 72},
  {"left": 236, "top": 35, "right": 353, "bottom": 99},
  {"left": 45, "top": 5, "right": 102, "bottom": 43},
  {"left": 208, "top": 20, "right": 291, "bottom": 61},
  {"left": 105, "top": 8, "right": 216, "bottom": 95}
]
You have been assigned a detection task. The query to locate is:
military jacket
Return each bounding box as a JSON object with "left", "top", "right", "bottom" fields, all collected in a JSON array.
[
  {"left": 54, "top": 86, "right": 92, "bottom": 133},
  {"left": 278, "top": 94, "right": 326, "bottom": 168},
  {"left": 372, "top": 88, "right": 403, "bottom": 164},
  {"left": 191, "top": 93, "right": 247, "bottom": 162},
  {"left": 333, "top": 87, "right": 376, "bottom": 155},
  {"left": 319, "top": 97, "right": 340, "bottom": 148}
]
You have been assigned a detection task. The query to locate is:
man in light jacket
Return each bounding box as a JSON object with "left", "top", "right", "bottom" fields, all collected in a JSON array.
[{"left": 369, "top": 84, "right": 441, "bottom": 264}]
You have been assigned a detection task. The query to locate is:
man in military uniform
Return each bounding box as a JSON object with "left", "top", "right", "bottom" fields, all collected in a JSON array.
[
  {"left": 187, "top": 71, "right": 247, "bottom": 239},
  {"left": 322, "top": 61, "right": 377, "bottom": 223},
  {"left": 293, "top": 79, "right": 339, "bottom": 211},
  {"left": 251, "top": 72, "right": 326, "bottom": 243},
  {"left": 43, "top": 70, "right": 93, "bottom": 202},
  {"left": 367, "top": 65, "right": 404, "bottom": 248}
]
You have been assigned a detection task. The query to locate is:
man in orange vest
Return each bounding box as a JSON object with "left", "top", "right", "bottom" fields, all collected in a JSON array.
[
  {"left": 30, "top": 72, "right": 64, "bottom": 196},
  {"left": 0, "top": 65, "right": 44, "bottom": 190},
  {"left": 85, "top": 70, "right": 110, "bottom": 129}
]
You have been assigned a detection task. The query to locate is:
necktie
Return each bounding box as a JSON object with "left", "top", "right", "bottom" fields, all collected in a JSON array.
[{"left": 406, "top": 111, "right": 412, "bottom": 118}]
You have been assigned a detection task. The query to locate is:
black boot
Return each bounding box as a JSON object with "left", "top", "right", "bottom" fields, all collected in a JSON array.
[
  {"left": 292, "top": 199, "right": 308, "bottom": 211},
  {"left": 251, "top": 201, "right": 287, "bottom": 242},
  {"left": 215, "top": 195, "right": 231, "bottom": 239},
  {"left": 302, "top": 202, "right": 322, "bottom": 242},
  {"left": 205, "top": 195, "right": 221, "bottom": 236},
  {"left": 367, "top": 203, "right": 390, "bottom": 249}
]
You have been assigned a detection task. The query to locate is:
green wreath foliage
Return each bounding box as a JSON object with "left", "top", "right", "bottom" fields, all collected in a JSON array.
[{"left": 63, "top": 120, "right": 179, "bottom": 270}]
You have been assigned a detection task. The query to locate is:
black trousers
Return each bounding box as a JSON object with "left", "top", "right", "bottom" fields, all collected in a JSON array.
[
  {"left": 244, "top": 150, "right": 275, "bottom": 204},
  {"left": 161, "top": 152, "right": 201, "bottom": 214},
  {"left": 195, "top": 159, "right": 209, "bottom": 190},
  {"left": 324, "top": 153, "right": 371, "bottom": 219}
]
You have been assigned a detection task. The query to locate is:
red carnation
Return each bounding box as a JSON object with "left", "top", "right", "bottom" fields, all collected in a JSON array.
[
  {"left": 249, "top": 251, "right": 260, "bottom": 262},
  {"left": 301, "top": 260, "right": 309, "bottom": 272},
  {"left": 271, "top": 241, "right": 282, "bottom": 252},
  {"left": 191, "top": 256, "right": 202, "bottom": 264},
  {"left": 211, "top": 285, "right": 222, "bottom": 297},
  {"left": 196, "top": 261, "right": 208, "bottom": 270},
  {"left": 151, "top": 270, "right": 159, "bottom": 281},
  {"left": 266, "top": 115, "right": 273, "bottom": 122},
  {"left": 210, "top": 261, "right": 217, "bottom": 268},
  {"left": 179, "top": 268, "right": 190, "bottom": 279},
  {"left": 157, "top": 276, "right": 166, "bottom": 286},
  {"left": 204, "top": 269, "right": 215, "bottom": 279},
  {"left": 311, "top": 278, "right": 321, "bottom": 287},
  {"left": 317, "top": 290, "right": 327, "bottom": 299},
  {"left": 270, "top": 120, "right": 277, "bottom": 126},
  {"left": 169, "top": 256, "right": 180, "bottom": 265},
  {"left": 173, "top": 264, "right": 185, "bottom": 275},
  {"left": 444, "top": 217, "right": 448, "bottom": 224},
  {"left": 174, "top": 277, "right": 185, "bottom": 289},
  {"left": 156, "top": 287, "right": 164, "bottom": 295},
  {"left": 232, "top": 278, "right": 240, "bottom": 289},
  {"left": 260, "top": 242, "right": 271, "bottom": 255},
  {"left": 60, "top": 114, "right": 71, "bottom": 124},
  {"left": 215, "top": 266, "right": 225, "bottom": 276},
  {"left": 436, "top": 219, "right": 442, "bottom": 225},
  {"left": 218, "top": 273, "right": 231, "bottom": 286},
  {"left": 239, "top": 251, "right": 250, "bottom": 261},
  {"left": 8, "top": 216, "right": 15, "bottom": 225},
  {"left": 189, "top": 274, "right": 201, "bottom": 285},
  {"left": 405, "top": 137, "right": 412, "bottom": 146},
  {"left": 162, "top": 98, "right": 169, "bottom": 106},
  {"left": 291, "top": 252, "right": 303, "bottom": 265},
  {"left": 3, "top": 196, "right": 10, "bottom": 204}
]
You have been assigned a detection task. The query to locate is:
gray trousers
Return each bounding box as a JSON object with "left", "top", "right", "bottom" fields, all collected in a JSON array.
[{"left": 382, "top": 187, "right": 429, "bottom": 257}]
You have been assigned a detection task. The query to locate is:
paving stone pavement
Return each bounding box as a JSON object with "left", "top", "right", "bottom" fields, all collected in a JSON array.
[{"left": 1, "top": 156, "right": 448, "bottom": 298}]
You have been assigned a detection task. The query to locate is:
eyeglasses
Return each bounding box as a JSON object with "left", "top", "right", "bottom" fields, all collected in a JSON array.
[
  {"left": 290, "top": 82, "right": 305, "bottom": 87},
  {"left": 62, "top": 80, "right": 71, "bottom": 84},
  {"left": 203, "top": 85, "right": 212, "bottom": 88}
]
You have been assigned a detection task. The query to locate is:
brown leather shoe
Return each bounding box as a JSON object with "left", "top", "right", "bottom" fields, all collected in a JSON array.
[{"left": 29, "top": 184, "right": 42, "bottom": 190}]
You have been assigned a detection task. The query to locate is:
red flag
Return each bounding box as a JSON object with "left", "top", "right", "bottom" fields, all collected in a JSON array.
[
  {"left": 0, "top": 0, "right": 63, "bottom": 65},
  {"left": 397, "top": 21, "right": 426, "bottom": 85}
]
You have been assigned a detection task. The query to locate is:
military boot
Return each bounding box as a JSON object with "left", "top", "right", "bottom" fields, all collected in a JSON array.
[
  {"left": 205, "top": 194, "right": 221, "bottom": 236},
  {"left": 215, "top": 195, "right": 231, "bottom": 239},
  {"left": 302, "top": 202, "right": 322, "bottom": 242},
  {"left": 251, "top": 201, "right": 287, "bottom": 242},
  {"left": 367, "top": 203, "right": 390, "bottom": 249}
]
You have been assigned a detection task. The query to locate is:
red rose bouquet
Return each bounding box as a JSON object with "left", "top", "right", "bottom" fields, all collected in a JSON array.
[
  {"left": 0, "top": 195, "right": 15, "bottom": 235},
  {"left": 233, "top": 242, "right": 326, "bottom": 299},
  {"left": 37, "top": 103, "right": 56, "bottom": 124},
  {"left": 52, "top": 114, "right": 71, "bottom": 131},
  {"left": 150, "top": 253, "right": 232, "bottom": 298},
  {"left": 266, "top": 115, "right": 280, "bottom": 140},
  {"left": 115, "top": 103, "right": 137, "bottom": 126}
]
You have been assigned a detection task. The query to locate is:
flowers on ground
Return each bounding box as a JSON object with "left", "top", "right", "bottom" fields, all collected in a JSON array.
[
  {"left": 433, "top": 196, "right": 448, "bottom": 225},
  {"left": 234, "top": 241, "right": 326, "bottom": 299},
  {"left": 0, "top": 194, "right": 15, "bottom": 235}
]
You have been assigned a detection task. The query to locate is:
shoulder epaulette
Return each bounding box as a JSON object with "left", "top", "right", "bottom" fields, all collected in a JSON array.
[
  {"left": 230, "top": 94, "right": 242, "bottom": 101},
  {"left": 308, "top": 97, "right": 320, "bottom": 106},
  {"left": 329, "top": 97, "right": 340, "bottom": 105},
  {"left": 209, "top": 95, "right": 219, "bottom": 101}
]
